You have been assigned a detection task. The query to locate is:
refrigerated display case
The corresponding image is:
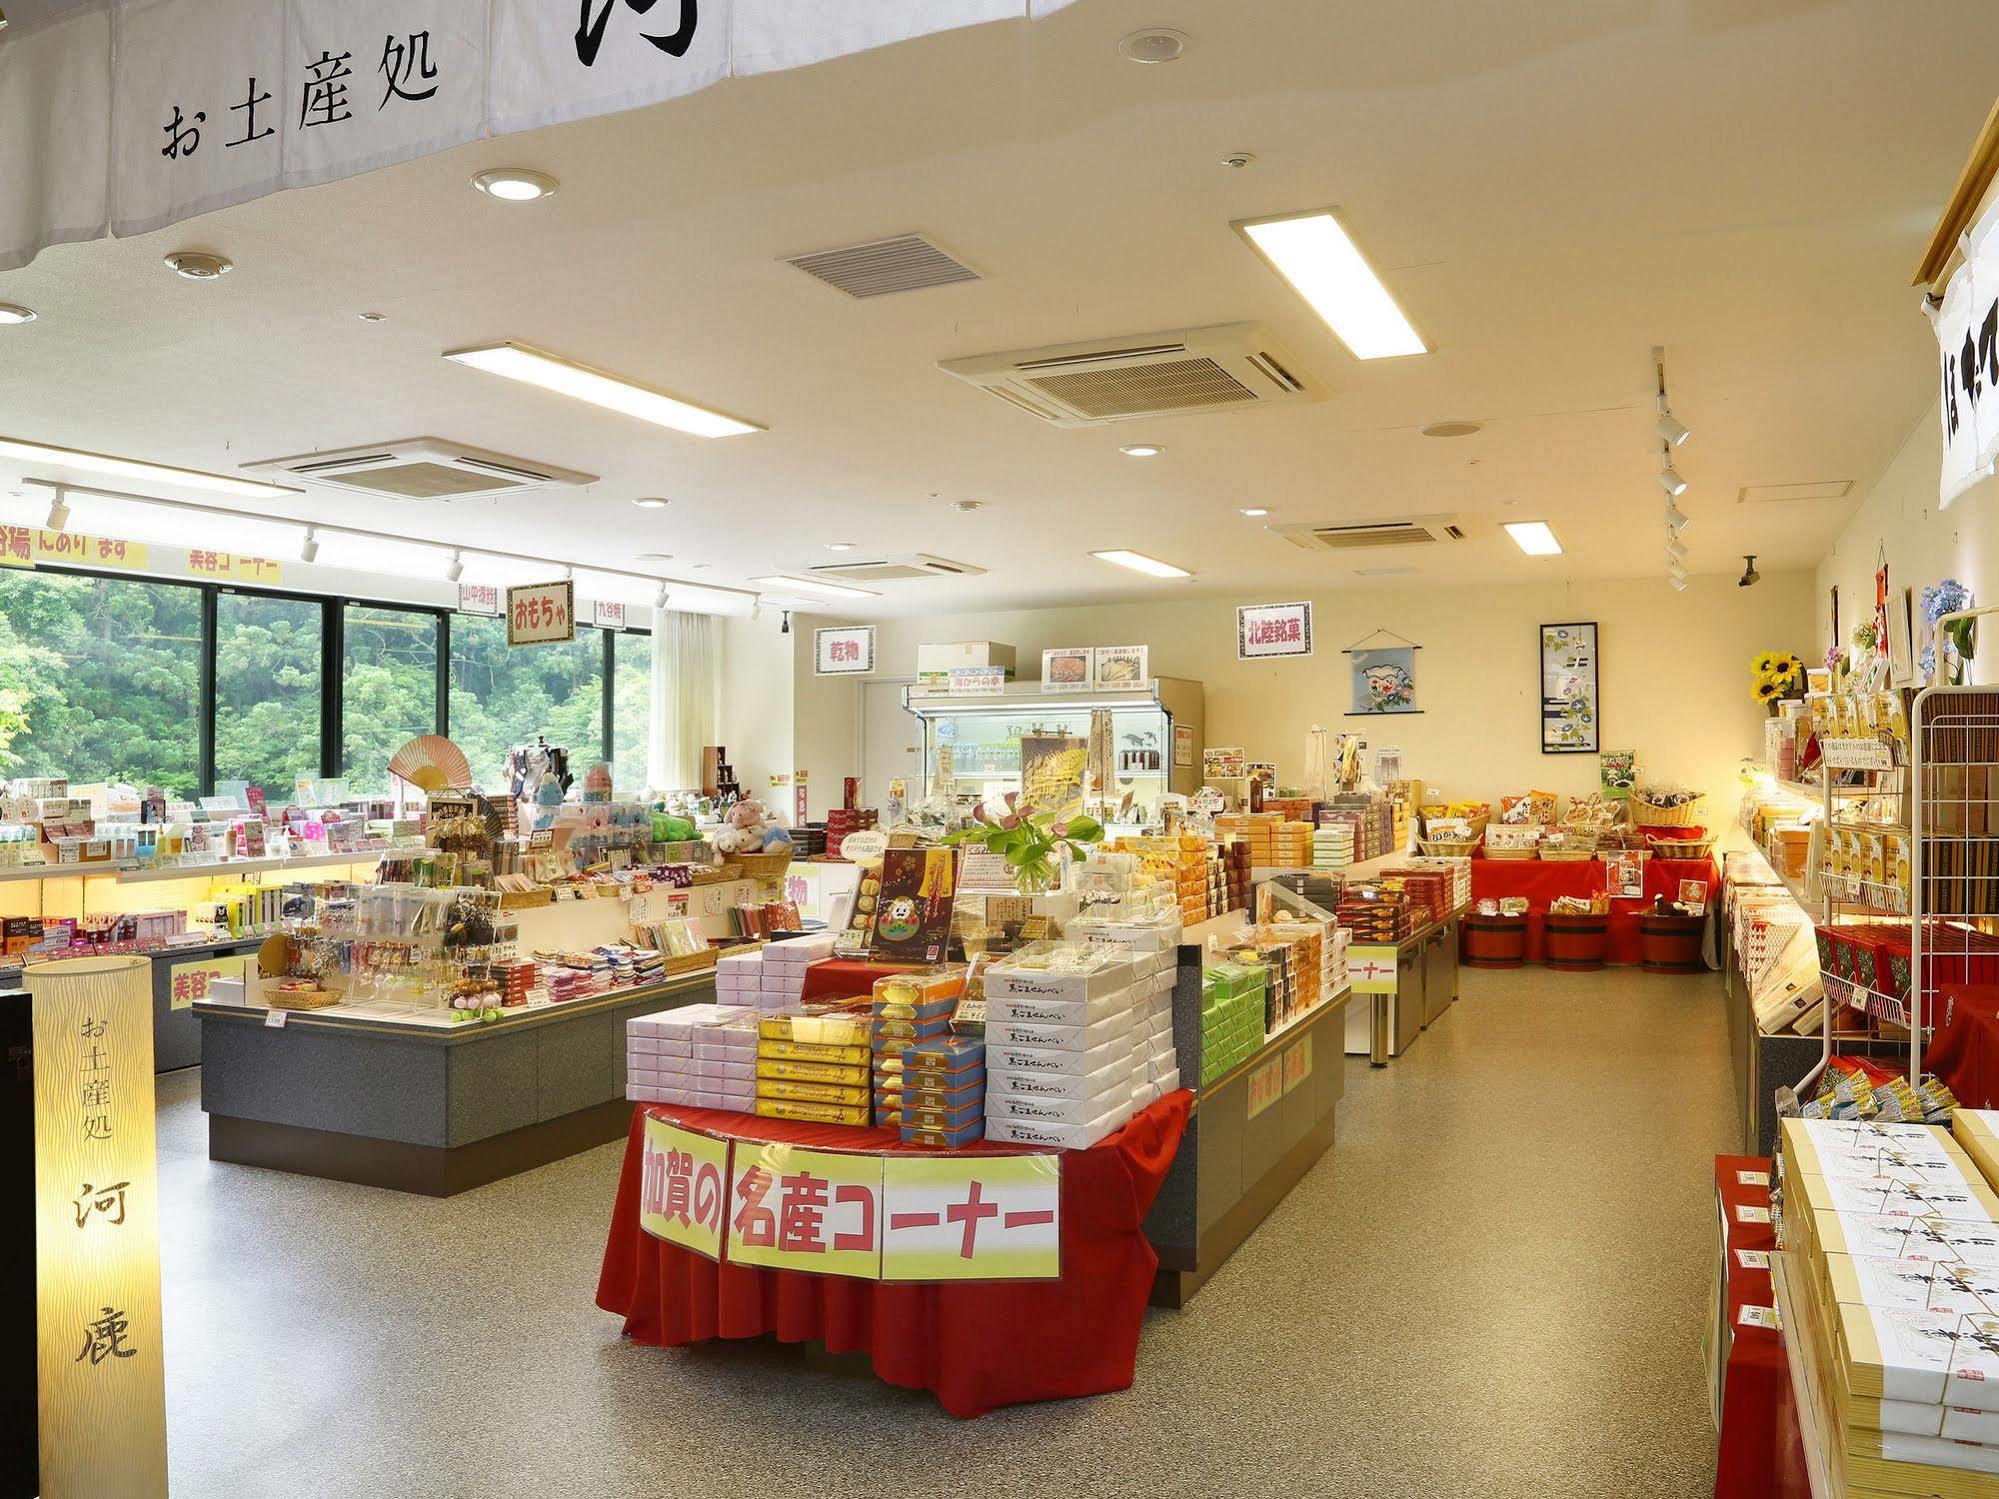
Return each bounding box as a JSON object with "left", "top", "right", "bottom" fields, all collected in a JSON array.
[{"left": 903, "top": 677, "right": 1205, "bottom": 820}]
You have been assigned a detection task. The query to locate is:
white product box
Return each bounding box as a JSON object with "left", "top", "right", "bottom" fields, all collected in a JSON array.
[
  {"left": 691, "top": 1058, "right": 755, "bottom": 1080},
  {"left": 987, "top": 1055, "right": 1132, "bottom": 1102},
  {"left": 987, "top": 1009, "right": 1133, "bottom": 1054},
  {"left": 986, "top": 987, "right": 1136, "bottom": 1029},
  {"left": 988, "top": 1034, "right": 1130, "bottom": 1077},
  {"left": 657, "top": 1038, "right": 692, "bottom": 1059},
  {"left": 986, "top": 1104, "right": 1130, "bottom": 1150},
  {"left": 1947, "top": 1406, "right": 1999, "bottom": 1443},
  {"left": 629, "top": 1034, "right": 663, "bottom": 1054},
  {"left": 1153, "top": 1066, "right": 1182, "bottom": 1093},
  {"left": 984, "top": 955, "right": 1140, "bottom": 1003},
  {"left": 915, "top": 640, "right": 1017, "bottom": 677},
  {"left": 987, "top": 1089, "right": 1133, "bottom": 1125}
]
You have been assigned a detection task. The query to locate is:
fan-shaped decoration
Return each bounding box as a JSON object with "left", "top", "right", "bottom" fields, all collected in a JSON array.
[{"left": 387, "top": 735, "right": 474, "bottom": 794}]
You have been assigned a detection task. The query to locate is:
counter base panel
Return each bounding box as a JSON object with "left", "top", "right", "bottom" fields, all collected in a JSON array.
[{"left": 208, "top": 1095, "right": 635, "bottom": 1198}]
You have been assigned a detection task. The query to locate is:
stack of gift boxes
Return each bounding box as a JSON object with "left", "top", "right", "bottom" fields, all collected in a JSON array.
[
  {"left": 981, "top": 943, "right": 1177, "bottom": 1149},
  {"left": 624, "top": 1002, "right": 758, "bottom": 1109},
  {"left": 1774, "top": 1114, "right": 1999, "bottom": 1496},
  {"left": 1337, "top": 882, "right": 1413, "bottom": 943},
  {"left": 824, "top": 807, "right": 878, "bottom": 859},
  {"left": 713, "top": 931, "right": 840, "bottom": 1013},
  {"left": 871, "top": 967, "right": 984, "bottom": 1146},
  {"left": 1313, "top": 821, "right": 1355, "bottom": 871},
  {"left": 754, "top": 1009, "right": 871, "bottom": 1125},
  {"left": 1199, "top": 962, "right": 1266, "bottom": 1085},
  {"left": 1378, "top": 866, "right": 1454, "bottom": 929}
]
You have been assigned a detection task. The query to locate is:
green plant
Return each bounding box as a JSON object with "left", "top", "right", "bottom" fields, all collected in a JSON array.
[{"left": 943, "top": 792, "right": 1104, "bottom": 891}]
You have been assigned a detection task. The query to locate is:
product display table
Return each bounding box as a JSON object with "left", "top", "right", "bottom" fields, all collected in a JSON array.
[
  {"left": 192, "top": 969, "right": 719, "bottom": 1195},
  {"left": 595, "top": 1093, "right": 1192, "bottom": 1417},
  {"left": 1461, "top": 853, "right": 1719, "bottom": 967},
  {"left": 797, "top": 957, "right": 917, "bottom": 1003},
  {"left": 1709, "top": 1155, "right": 1812, "bottom": 1499},
  {"left": 1923, "top": 984, "right": 1999, "bottom": 1108}
]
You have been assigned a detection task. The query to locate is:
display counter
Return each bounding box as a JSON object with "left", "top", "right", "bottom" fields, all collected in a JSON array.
[
  {"left": 1337, "top": 912, "right": 1459, "bottom": 1064},
  {"left": 1459, "top": 855, "right": 1719, "bottom": 967},
  {"left": 193, "top": 968, "right": 720, "bottom": 1196}
]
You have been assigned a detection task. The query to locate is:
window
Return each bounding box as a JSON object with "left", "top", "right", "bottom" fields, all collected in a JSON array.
[
  {"left": 0, "top": 570, "right": 202, "bottom": 797},
  {"left": 613, "top": 631, "right": 653, "bottom": 796},
  {"left": 342, "top": 605, "right": 442, "bottom": 795},
  {"left": 214, "top": 593, "right": 324, "bottom": 809},
  {"left": 448, "top": 614, "right": 606, "bottom": 793}
]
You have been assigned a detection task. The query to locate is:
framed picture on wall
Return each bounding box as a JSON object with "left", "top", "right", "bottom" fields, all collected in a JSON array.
[{"left": 1540, "top": 621, "right": 1600, "bottom": 754}]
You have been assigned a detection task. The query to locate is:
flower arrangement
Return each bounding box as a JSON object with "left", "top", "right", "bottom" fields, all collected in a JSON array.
[
  {"left": 1920, "top": 578, "right": 1976, "bottom": 684},
  {"left": 943, "top": 792, "right": 1104, "bottom": 893},
  {"left": 1750, "top": 650, "right": 1805, "bottom": 709}
]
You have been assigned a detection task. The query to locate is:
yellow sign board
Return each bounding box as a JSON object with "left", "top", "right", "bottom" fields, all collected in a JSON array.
[
  {"left": 30, "top": 955, "right": 169, "bottom": 1497},
  {"left": 0, "top": 527, "right": 150, "bottom": 571},
  {"left": 880, "top": 1153, "right": 1061, "bottom": 1282},
  {"left": 638, "top": 1114, "right": 731, "bottom": 1261},
  {"left": 1347, "top": 944, "right": 1400, "bottom": 994},
  {"left": 167, "top": 954, "right": 245, "bottom": 1011},
  {"left": 1282, "top": 1033, "right": 1313, "bottom": 1096},
  {"left": 184, "top": 551, "right": 283, "bottom": 585},
  {"left": 725, "top": 1140, "right": 883, "bottom": 1279},
  {"left": 1246, "top": 1056, "right": 1282, "bottom": 1119}
]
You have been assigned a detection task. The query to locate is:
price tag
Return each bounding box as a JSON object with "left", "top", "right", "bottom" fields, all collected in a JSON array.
[
  {"left": 1737, "top": 1304, "right": 1780, "bottom": 1330},
  {"left": 263, "top": 1008, "right": 287, "bottom": 1029},
  {"left": 1734, "top": 1204, "right": 1771, "bottom": 1224},
  {"left": 1735, "top": 1249, "right": 1771, "bottom": 1270},
  {"left": 1736, "top": 1170, "right": 1770, "bottom": 1187}
]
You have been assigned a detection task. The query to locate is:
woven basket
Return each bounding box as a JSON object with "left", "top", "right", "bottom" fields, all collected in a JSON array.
[
  {"left": 1539, "top": 847, "right": 1596, "bottom": 862},
  {"left": 1484, "top": 846, "right": 1538, "bottom": 861},
  {"left": 736, "top": 850, "right": 794, "bottom": 881},
  {"left": 267, "top": 988, "right": 342, "bottom": 1010},
  {"left": 1630, "top": 793, "right": 1705, "bottom": 828},
  {"left": 1646, "top": 834, "right": 1715, "bottom": 861},
  {"left": 1420, "top": 837, "right": 1481, "bottom": 858}
]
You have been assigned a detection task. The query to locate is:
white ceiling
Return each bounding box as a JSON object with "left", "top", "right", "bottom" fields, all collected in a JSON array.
[{"left": 0, "top": 0, "right": 1992, "bottom": 617}]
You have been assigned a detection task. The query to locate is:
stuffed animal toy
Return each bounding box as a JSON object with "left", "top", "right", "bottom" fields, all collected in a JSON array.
[{"left": 714, "top": 798, "right": 777, "bottom": 856}]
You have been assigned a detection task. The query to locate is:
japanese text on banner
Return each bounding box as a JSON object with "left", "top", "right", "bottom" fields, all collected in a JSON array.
[
  {"left": 880, "top": 1153, "right": 1061, "bottom": 1282},
  {"left": 638, "top": 1114, "right": 730, "bottom": 1260},
  {"left": 726, "top": 1140, "right": 882, "bottom": 1278}
]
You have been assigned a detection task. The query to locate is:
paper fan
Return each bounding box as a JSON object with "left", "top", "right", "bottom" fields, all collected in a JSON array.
[{"left": 387, "top": 735, "right": 473, "bottom": 793}]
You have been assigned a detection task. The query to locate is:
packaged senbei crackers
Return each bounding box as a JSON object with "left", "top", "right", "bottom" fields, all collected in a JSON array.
[
  {"left": 753, "top": 1098, "right": 870, "bottom": 1126},
  {"left": 757, "top": 1057, "right": 870, "bottom": 1086},
  {"left": 759, "top": 1039, "right": 869, "bottom": 1066},
  {"left": 872, "top": 965, "right": 967, "bottom": 1008},
  {"left": 755, "top": 1078, "right": 869, "bottom": 1106},
  {"left": 759, "top": 1012, "right": 870, "bottom": 1046}
]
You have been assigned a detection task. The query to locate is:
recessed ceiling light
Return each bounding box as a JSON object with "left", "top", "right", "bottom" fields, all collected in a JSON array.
[
  {"left": 1091, "top": 549, "right": 1192, "bottom": 580},
  {"left": 1237, "top": 210, "right": 1427, "bottom": 360},
  {"left": 751, "top": 574, "right": 880, "bottom": 599},
  {"left": 1421, "top": 421, "right": 1481, "bottom": 438},
  {"left": 0, "top": 303, "right": 36, "bottom": 325},
  {"left": 0, "top": 436, "right": 300, "bottom": 499},
  {"left": 472, "top": 168, "right": 559, "bottom": 202},
  {"left": 444, "top": 342, "right": 762, "bottom": 440},
  {"left": 631, "top": 496, "right": 670, "bottom": 509},
  {"left": 825, "top": 542, "right": 857, "bottom": 551},
  {"left": 637, "top": 552, "right": 674, "bottom": 561},
  {"left": 164, "top": 251, "right": 233, "bottom": 280},
  {"left": 1503, "top": 520, "right": 1563, "bottom": 557},
  {"left": 1118, "top": 27, "right": 1189, "bottom": 63},
  {"left": 358, "top": 311, "right": 386, "bottom": 323},
  {"left": 1120, "top": 444, "right": 1166, "bottom": 458},
  {"left": 1354, "top": 566, "right": 1415, "bottom": 577},
  {"left": 688, "top": 562, "right": 710, "bottom": 570},
  {"left": 1239, "top": 507, "right": 1270, "bottom": 517}
]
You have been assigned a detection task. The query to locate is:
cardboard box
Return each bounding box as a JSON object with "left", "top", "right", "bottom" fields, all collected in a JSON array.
[
  {"left": 915, "top": 640, "right": 1017, "bottom": 677},
  {"left": 1837, "top": 1300, "right": 1999, "bottom": 1409}
]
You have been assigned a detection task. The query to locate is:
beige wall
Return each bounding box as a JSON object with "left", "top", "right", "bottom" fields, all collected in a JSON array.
[
  {"left": 1816, "top": 398, "right": 1999, "bottom": 682},
  {"left": 843, "top": 573, "right": 1815, "bottom": 821},
  {"left": 719, "top": 612, "right": 794, "bottom": 812}
]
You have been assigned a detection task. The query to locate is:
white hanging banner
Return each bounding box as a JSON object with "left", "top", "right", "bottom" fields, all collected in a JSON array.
[
  {"left": 1932, "top": 194, "right": 1999, "bottom": 508},
  {"left": 0, "top": 1, "right": 1067, "bottom": 273}
]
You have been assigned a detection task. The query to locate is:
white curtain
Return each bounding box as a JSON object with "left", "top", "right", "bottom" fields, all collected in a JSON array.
[{"left": 650, "top": 609, "right": 720, "bottom": 794}]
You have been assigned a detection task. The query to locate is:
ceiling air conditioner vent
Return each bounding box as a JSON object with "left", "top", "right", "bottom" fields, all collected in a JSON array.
[
  {"left": 241, "top": 439, "right": 597, "bottom": 499},
  {"left": 1270, "top": 516, "right": 1475, "bottom": 551},
  {"left": 940, "top": 322, "right": 1322, "bottom": 427},
  {"left": 784, "top": 234, "right": 980, "bottom": 298},
  {"left": 809, "top": 554, "right": 986, "bottom": 583}
]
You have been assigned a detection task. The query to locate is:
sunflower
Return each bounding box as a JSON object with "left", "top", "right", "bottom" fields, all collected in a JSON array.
[
  {"left": 1753, "top": 678, "right": 1784, "bottom": 703},
  {"left": 1751, "top": 651, "right": 1780, "bottom": 675},
  {"left": 1773, "top": 653, "right": 1803, "bottom": 677}
]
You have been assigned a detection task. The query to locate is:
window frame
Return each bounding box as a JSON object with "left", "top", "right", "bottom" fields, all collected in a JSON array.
[{"left": 8, "top": 562, "right": 648, "bottom": 800}]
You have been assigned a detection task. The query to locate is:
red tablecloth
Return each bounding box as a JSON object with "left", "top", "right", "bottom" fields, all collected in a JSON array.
[
  {"left": 1464, "top": 854, "right": 1719, "bottom": 965},
  {"left": 1712, "top": 1156, "right": 1812, "bottom": 1499},
  {"left": 595, "top": 1092, "right": 1192, "bottom": 1418},
  {"left": 1925, "top": 985, "right": 1999, "bottom": 1108}
]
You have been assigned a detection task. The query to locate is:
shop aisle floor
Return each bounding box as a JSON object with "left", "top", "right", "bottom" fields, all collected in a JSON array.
[{"left": 154, "top": 963, "right": 1733, "bottom": 1498}]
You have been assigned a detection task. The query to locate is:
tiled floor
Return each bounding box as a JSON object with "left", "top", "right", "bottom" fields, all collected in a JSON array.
[{"left": 157, "top": 964, "right": 1735, "bottom": 1497}]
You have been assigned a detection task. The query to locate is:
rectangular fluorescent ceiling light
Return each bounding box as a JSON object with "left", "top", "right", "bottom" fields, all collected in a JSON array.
[
  {"left": 752, "top": 574, "right": 881, "bottom": 599},
  {"left": 1090, "top": 549, "right": 1193, "bottom": 579},
  {"left": 442, "top": 343, "right": 763, "bottom": 440},
  {"left": 1503, "top": 520, "right": 1563, "bottom": 556},
  {"left": 1235, "top": 210, "right": 1427, "bottom": 360},
  {"left": 0, "top": 436, "right": 301, "bottom": 499}
]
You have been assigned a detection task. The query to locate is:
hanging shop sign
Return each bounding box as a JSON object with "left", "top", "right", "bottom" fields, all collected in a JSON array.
[
  {"left": 0, "top": 1, "right": 1078, "bottom": 274},
  {"left": 0, "top": 527, "right": 150, "bottom": 571},
  {"left": 592, "top": 600, "right": 627, "bottom": 631},
  {"left": 946, "top": 666, "right": 1007, "bottom": 695},
  {"left": 457, "top": 582, "right": 501, "bottom": 616},
  {"left": 506, "top": 579, "right": 575, "bottom": 647},
  {"left": 1237, "top": 601, "right": 1313, "bottom": 660},
  {"left": 1931, "top": 193, "right": 1999, "bottom": 506},
  {"left": 185, "top": 551, "right": 282, "bottom": 585},
  {"left": 813, "top": 625, "right": 875, "bottom": 676}
]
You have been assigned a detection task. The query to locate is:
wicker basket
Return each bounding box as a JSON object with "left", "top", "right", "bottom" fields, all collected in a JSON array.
[
  {"left": 735, "top": 850, "right": 794, "bottom": 882},
  {"left": 658, "top": 948, "right": 723, "bottom": 977},
  {"left": 496, "top": 887, "right": 554, "bottom": 910},
  {"left": 1539, "top": 847, "right": 1596, "bottom": 862},
  {"left": 267, "top": 987, "right": 342, "bottom": 1010},
  {"left": 1630, "top": 792, "right": 1705, "bottom": 828},
  {"left": 1484, "top": 846, "right": 1539, "bottom": 861},
  {"left": 1646, "top": 833, "right": 1716, "bottom": 861},
  {"left": 1420, "top": 837, "right": 1481, "bottom": 858}
]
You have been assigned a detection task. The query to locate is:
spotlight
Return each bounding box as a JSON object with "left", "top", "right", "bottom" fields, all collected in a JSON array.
[
  {"left": 655, "top": 584, "right": 670, "bottom": 611},
  {"left": 1656, "top": 410, "right": 1691, "bottom": 447},
  {"left": 446, "top": 550, "right": 465, "bottom": 583},
  {"left": 1739, "top": 554, "right": 1761, "bottom": 589},
  {"left": 780, "top": 610, "right": 791, "bottom": 636},
  {"left": 301, "top": 526, "right": 320, "bottom": 563},
  {"left": 752, "top": 600, "right": 763, "bottom": 621},
  {"left": 1669, "top": 560, "right": 1688, "bottom": 583},
  {"left": 45, "top": 490, "right": 69, "bottom": 531},
  {"left": 1666, "top": 536, "right": 1688, "bottom": 562},
  {"left": 1658, "top": 460, "right": 1688, "bottom": 497},
  {"left": 1663, "top": 500, "right": 1689, "bottom": 532},
  {"left": 1670, "top": 575, "right": 1688, "bottom": 593}
]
